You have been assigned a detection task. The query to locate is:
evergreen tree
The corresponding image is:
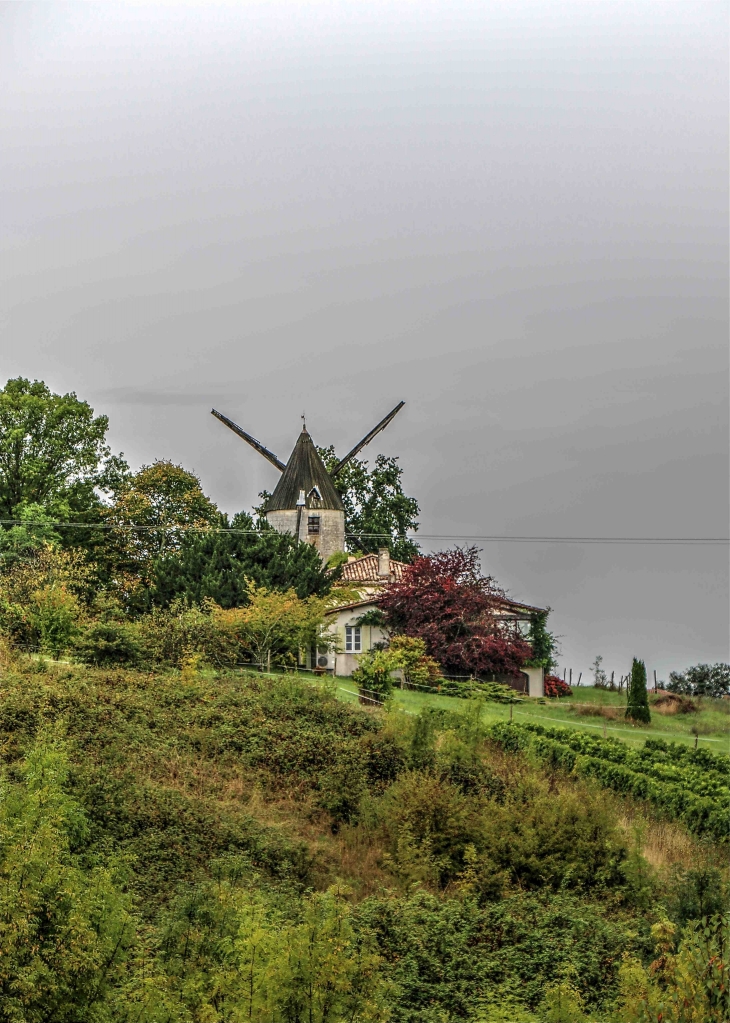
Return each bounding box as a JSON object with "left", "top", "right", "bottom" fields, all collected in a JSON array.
[
  {"left": 144, "top": 512, "right": 333, "bottom": 609},
  {"left": 527, "top": 610, "right": 558, "bottom": 673},
  {"left": 626, "top": 657, "right": 651, "bottom": 724}
]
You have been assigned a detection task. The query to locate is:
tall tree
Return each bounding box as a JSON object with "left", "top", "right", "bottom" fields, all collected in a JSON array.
[
  {"left": 379, "top": 547, "right": 532, "bottom": 678},
  {"left": 626, "top": 657, "right": 651, "bottom": 724},
  {"left": 0, "top": 377, "right": 126, "bottom": 521},
  {"left": 317, "top": 447, "right": 420, "bottom": 562},
  {"left": 104, "top": 460, "right": 219, "bottom": 593}
]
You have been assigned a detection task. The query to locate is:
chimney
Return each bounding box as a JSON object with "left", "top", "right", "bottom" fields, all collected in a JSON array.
[{"left": 377, "top": 548, "right": 391, "bottom": 579}]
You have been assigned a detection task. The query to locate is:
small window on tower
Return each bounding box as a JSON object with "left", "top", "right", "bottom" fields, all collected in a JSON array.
[
  {"left": 308, "top": 515, "right": 320, "bottom": 535},
  {"left": 308, "top": 486, "right": 322, "bottom": 502}
]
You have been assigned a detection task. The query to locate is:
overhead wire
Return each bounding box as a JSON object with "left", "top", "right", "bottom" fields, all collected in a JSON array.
[{"left": 0, "top": 519, "right": 726, "bottom": 546}]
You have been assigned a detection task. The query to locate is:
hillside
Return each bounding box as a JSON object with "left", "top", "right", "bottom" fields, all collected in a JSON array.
[{"left": 0, "top": 658, "right": 727, "bottom": 1022}]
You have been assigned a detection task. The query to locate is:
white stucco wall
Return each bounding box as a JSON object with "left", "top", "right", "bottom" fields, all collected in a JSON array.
[
  {"left": 523, "top": 666, "right": 544, "bottom": 698},
  {"left": 320, "top": 604, "right": 389, "bottom": 676}
]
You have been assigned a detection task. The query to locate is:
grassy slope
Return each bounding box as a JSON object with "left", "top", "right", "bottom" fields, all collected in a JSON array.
[
  {"left": 324, "top": 676, "right": 730, "bottom": 749},
  {"left": 2, "top": 660, "right": 727, "bottom": 1021}
]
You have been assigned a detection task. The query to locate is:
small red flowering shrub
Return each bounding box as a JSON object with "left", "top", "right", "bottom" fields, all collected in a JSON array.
[{"left": 544, "top": 675, "right": 572, "bottom": 698}]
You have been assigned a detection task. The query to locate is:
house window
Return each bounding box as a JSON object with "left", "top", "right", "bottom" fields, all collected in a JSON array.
[
  {"left": 345, "top": 626, "right": 361, "bottom": 652},
  {"left": 308, "top": 515, "right": 320, "bottom": 535}
]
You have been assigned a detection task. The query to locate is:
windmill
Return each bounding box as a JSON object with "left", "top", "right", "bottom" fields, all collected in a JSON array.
[{"left": 211, "top": 402, "right": 405, "bottom": 562}]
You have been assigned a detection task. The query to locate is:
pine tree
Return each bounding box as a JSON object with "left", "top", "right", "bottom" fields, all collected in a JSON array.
[{"left": 626, "top": 657, "right": 651, "bottom": 724}]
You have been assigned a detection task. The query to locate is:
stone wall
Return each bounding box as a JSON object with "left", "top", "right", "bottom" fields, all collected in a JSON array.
[{"left": 266, "top": 507, "right": 345, "bottom": 563}]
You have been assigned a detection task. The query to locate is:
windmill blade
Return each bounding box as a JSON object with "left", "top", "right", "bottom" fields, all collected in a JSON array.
[
  {"left": 211, "top": 409, "right": 286, "bottom": 472},
  {"left": 331, "top": 401, "right": 405, "bottom": 477}
]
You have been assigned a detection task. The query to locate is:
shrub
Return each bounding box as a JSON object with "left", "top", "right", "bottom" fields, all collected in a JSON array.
[
  {"left": 544, "top": 675, "right": 572, "bottom": 698},
  {"left": 351, "top": 648, "right": 401, "bottom": 699},
  {"left": 0, "top": 735, "right": 138, "bottom": 1020},
  {"left": 74, "top": 618, "right": 142, "bottom": 666},
  {"left": 28, "top": 584, "right": 80, "bottom": 658},
  {"left": 616, "top": 914, "right": 730, "bottom": 1023},
  {"left": 388, "top": 634, "right": 443, "bottom": 688}
]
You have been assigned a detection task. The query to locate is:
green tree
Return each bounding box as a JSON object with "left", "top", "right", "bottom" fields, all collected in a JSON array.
[
  {"left": 147, "top": 511, "right": 333, "bottom": 608},
  {"left": 527, "top": 610, "right": 558, "bottom": 673},
  {"left": 0, "top": 735, "right": 137, "bottom": 1021},
  {"left": 0, "top": 377, "right": 126, "bottom": 522},
  {"left": 626, "top": 657, "right": 651, "bottom": 724},
  {"left": 232, "top": 584, "right": 328, "bottom": 671},
  {"left": 99, "top": 460, "right": 220, "bottom": 601},
  {"left": 110, "top": 460, "right": 218, "bottom": 562},
  {"left": 317, "top": 447, "right": 420, "bottom": 562}
]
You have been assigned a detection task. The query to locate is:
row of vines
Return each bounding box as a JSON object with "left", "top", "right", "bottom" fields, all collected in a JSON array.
[{"left": 488, "top": 721, "right": 730, "bottom": 843}]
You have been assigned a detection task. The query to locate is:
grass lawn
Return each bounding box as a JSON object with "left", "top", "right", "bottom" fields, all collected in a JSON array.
[{"left": 302, "top": 673, "right": 730, "bottom": 750}]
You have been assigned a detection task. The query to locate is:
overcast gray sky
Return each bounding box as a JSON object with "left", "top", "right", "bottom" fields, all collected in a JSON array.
[{"left": 1, "top": 2, "right": 728, "bottom": 680}]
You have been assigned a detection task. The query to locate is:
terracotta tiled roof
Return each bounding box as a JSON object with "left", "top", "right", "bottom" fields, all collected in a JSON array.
[{"left": 339, "top": 553, "right": 408, "bottom": 584}]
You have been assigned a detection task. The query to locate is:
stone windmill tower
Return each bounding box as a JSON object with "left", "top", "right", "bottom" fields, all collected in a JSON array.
[{"left": 211, "top": 403, "right": 404, "bottom": 563}]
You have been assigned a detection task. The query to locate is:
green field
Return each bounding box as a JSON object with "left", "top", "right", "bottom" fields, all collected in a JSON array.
[{"left": 320, "top": 675, "right": 730, "bottom": 749}]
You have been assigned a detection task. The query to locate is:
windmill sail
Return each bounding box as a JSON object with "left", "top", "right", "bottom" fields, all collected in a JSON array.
[
  {"left": 211, "top": 409, "right": 286, "bottom": 472},
  {"left": 331, "top": 401, "right": 405, "bottom": 478}
]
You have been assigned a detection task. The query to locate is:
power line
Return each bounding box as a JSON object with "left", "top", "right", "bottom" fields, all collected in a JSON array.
[{"left": 0, "top": 519, "right": 726, "bottom": 545}]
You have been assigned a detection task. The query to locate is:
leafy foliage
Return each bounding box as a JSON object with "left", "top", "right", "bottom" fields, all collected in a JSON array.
[
  {"left": 0, "top": 376, "right": 126, "bottom": 522},
  {"left": 544, "top": 674, "right": 573, "bottom": 698},
  {"left": 146, "top": 511, "right": 332, "bottom": 608},
  {"left": 105, "top": 460, "right": 218, "bottom": 584},
  {"left": 379, "top": 547, "right": 533, "bottom": 678},
  {"left": 157, "top": 877, "right": 392, "bottom": 1022},
  {"left": 318, "top": 446, "right": 420, "bottom": 562},
  {"left": 616, "top": 914, "right": 730, "bottom": 1022},
  {"left": 0, "top": 543, "right": 93, "bottom": 653},
  {"left": 352, "top": 648, "right": 402, "bottom": 699},
  {"left": 668, "top": 663, "right": 730, "bottom": 699},
  {"left": 527, "top": 611, "right": 559, "bottom": 673},
  {"left": 0, "top": 735, "right": 137, "bottom": 1021},
  {"left": 388, "top": 635, "right": 443, "bottom": 689}
]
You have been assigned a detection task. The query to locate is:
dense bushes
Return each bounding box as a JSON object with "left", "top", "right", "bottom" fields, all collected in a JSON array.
[{"left": 0, "top": 662, "right": 725, "bottom": 1020}]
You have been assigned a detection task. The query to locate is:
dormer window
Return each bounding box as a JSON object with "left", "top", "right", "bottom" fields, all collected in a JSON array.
[
  {"left": 308, "top": 486, "right": 322, "bottom": 503},
  {"left": 308, "top": 515, "right": 320, "bottom": 535}
]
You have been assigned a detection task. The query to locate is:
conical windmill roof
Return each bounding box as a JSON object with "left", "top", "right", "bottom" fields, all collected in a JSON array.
[{"left": 264, "top": 428, "right": 344, "bottom": 512}]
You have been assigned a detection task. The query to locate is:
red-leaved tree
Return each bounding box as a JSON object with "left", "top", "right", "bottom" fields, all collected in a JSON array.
[{"left": 378, "top": 547, "right": 532, "bottom": 678}]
